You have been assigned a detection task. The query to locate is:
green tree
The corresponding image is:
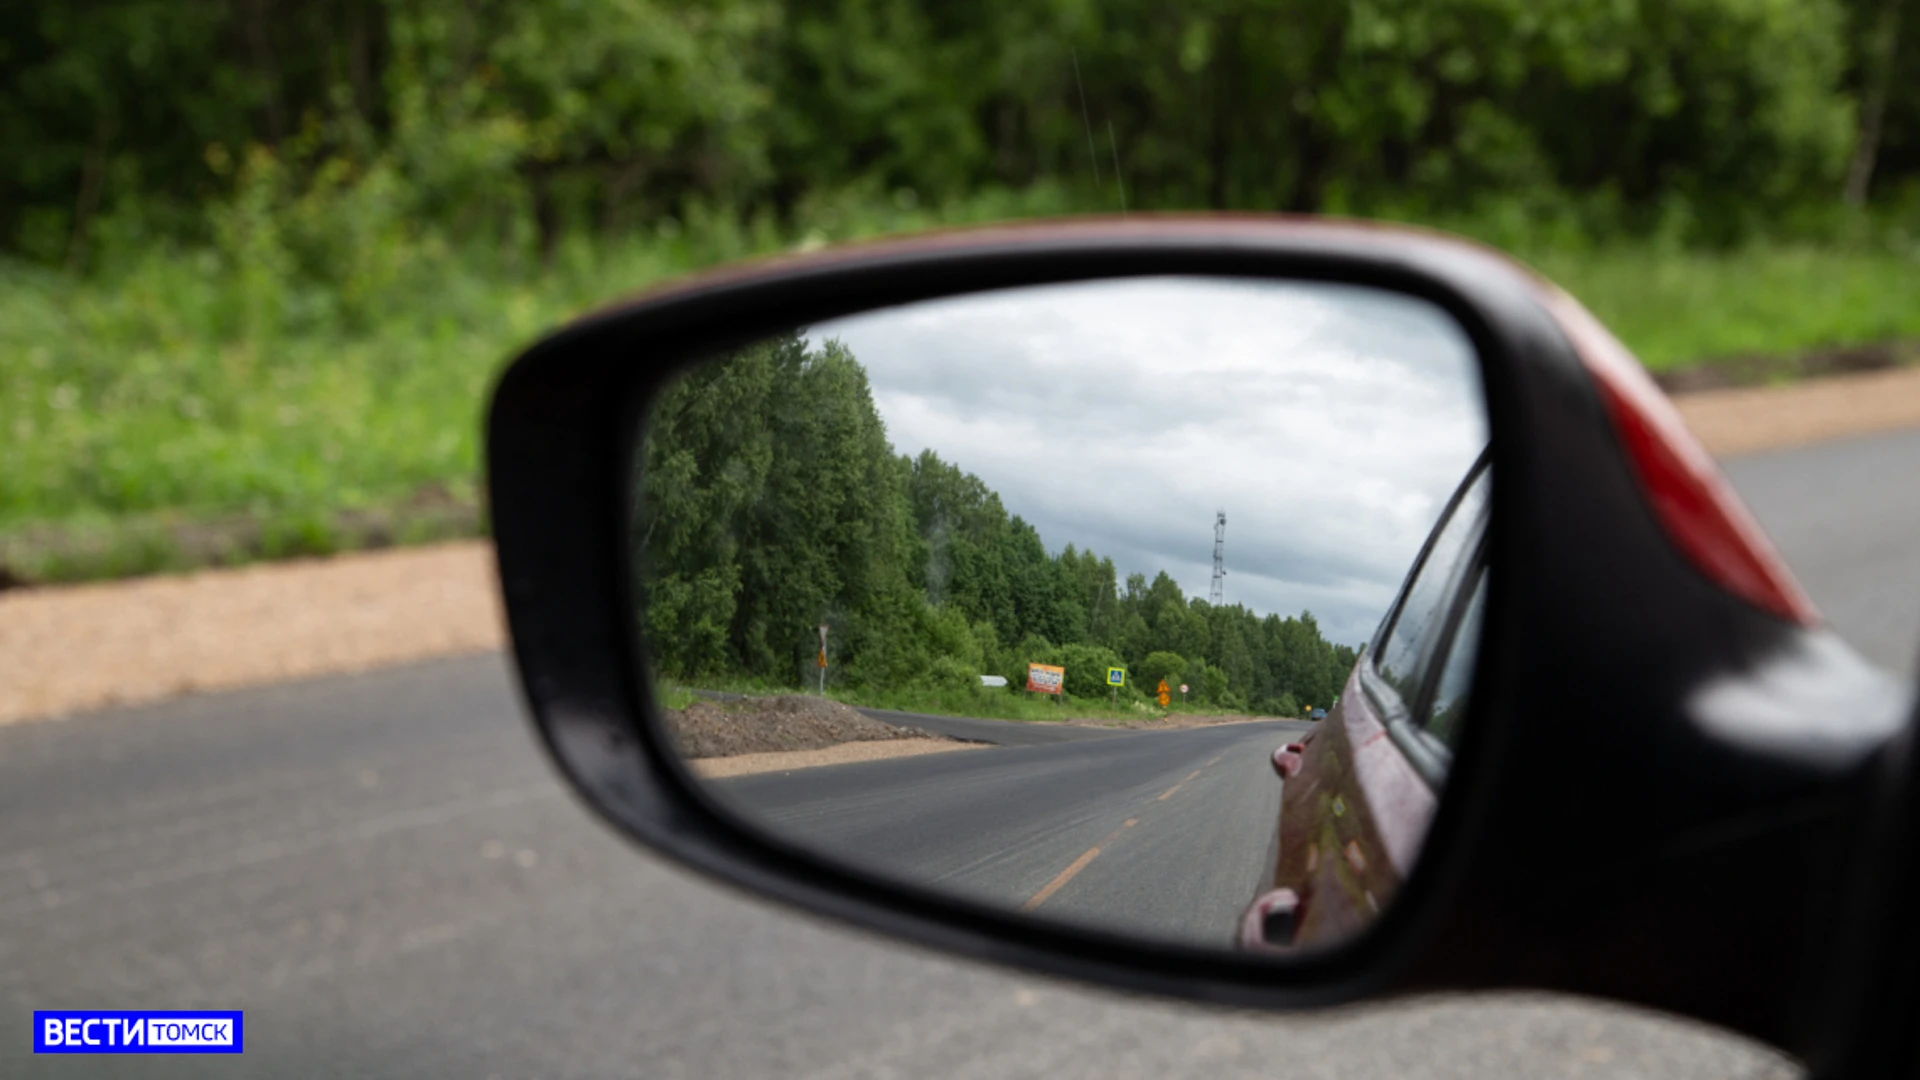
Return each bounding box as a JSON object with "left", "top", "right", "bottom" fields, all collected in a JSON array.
[
  {"left": 636, "top": 333, "right": 1377, "bottom": 714},
  {"left": 1051, "top": 641, "right": 1129, "bottom": 700},
  {"left": 1137, "top": 650, "right": 1188, "bottom": 691},
  {"left": 5, "top": 0, "right": 1902, "bottom": 265}
]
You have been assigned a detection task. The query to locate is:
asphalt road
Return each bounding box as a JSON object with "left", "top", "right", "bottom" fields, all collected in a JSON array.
[
  {"left": 714, "top": 720, "right": 1303, "bottom": 948},
  {"left": 0, "top": 656, "right": 1794, "bottom": 1080},
  {"left": 10, "top": 428, "right": 1914, "bottom": 1078},
  {"left": 1723, "top": 426, "right": 1920, "bottom": 676}
]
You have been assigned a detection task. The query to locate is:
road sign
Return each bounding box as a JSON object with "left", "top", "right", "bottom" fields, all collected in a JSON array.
[
  {"left": 1179, "top": 683, "right": 1189, "bottom": 694},
  {"left": 1156, "top": 679, "right": 1171, "bottom": 708},
  {"left": 1027, "top": 663, "right": 1065, "bottom": 695},
  {"left": 1107, "top": 667, "right": 1126, "bottom": 687}
]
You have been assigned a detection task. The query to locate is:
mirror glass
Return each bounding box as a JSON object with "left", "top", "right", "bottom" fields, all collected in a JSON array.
[{"left": 630, "top": 276, "right": 1490, "bottom": 956}]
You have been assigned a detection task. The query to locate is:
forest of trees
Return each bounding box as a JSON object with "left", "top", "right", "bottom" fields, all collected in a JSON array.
[
  {"left": 5, "top": 0, "right": 1915, "bottom": 270},
  {"left": 635, "top": 333, "right": 1359, "bottom": 716}
]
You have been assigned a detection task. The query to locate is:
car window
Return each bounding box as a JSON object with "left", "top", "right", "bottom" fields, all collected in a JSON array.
[
  {"left": 1423, "top": 565, "right": 1487, "bottom": 749},
  {"left": 1372, "top": 465, "right": 1490, "bottom": 706}
]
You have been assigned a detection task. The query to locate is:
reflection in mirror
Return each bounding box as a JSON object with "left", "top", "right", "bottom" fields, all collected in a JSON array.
[{"left": 631, "top": 276, "right": 1490, "bottom": 956}]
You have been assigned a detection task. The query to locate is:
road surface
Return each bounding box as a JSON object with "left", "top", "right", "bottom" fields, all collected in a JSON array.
[
  {"left": 1722, "top": 427, "right": 1920, "bottom": 675},
  {"left": 10, "top": 428, "right": 1916, "bottom": 1078},
  {"left": 715, "top": 719, "right": 1306, "bottom": 948}
]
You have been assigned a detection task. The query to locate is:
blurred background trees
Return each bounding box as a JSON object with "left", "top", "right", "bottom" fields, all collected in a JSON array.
[
  {"left": 4, "top": 0, "right": 1916, "bottom": 590},
  {"left": 636, "top": 334, "right": 1355, "bottom": 712},
  {"left": 5, "top": 0, "right": 1916, "bottom": 272}
]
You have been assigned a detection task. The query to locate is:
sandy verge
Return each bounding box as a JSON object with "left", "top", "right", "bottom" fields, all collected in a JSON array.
[
  {"left": 0, "top": 541, "right": 502, "bottom": 724},
  {"left": 1672, "top": 365, "right": 1920, "bottom": 458},
  {"left": 3, "top": 367, "right": 1918, "bottom": 725},
  {"left": 690, "top": 738, "right": 982, "bottom": 778}
]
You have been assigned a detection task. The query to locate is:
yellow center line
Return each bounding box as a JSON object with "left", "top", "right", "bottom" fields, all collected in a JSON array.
[
  {"left": 1022, "top": 765, "right": 1209, "bottom": 912},
  {"left": 1023, "top": 848, "right": 1102, "bottom": 910},
  {"left": 1207, "top": 755, "right": 1223, "bottom": 765},
  {"left": 1021, "top": 821, "right": 1141, "bottom": 912},
  {"left": 1155, "top": 769, "right": 1206, "bottom": 802}
]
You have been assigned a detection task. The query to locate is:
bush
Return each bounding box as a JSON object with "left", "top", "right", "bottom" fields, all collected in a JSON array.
[
  {"left": 1138, "top": 651, "right": 1189, "bottom": 691},
  {"left": 1050, "top": 642, "right": 1128, "bottom": 700}
]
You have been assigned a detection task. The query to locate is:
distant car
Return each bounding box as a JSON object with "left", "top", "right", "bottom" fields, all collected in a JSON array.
[
  {"left": 1309, "top": 708, "right": 1326, "bottom": 721},
  {"left": 1241, "top": 450, "right": 1490, "bottom": 952}
]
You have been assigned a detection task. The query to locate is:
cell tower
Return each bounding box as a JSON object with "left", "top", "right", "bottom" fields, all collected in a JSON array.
[{"left": 1209, "top": 511, "right": 1227, "bottom": 606}]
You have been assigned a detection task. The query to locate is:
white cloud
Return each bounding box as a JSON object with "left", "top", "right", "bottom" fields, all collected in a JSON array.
[{"left": 810, "top": 276, "right": 1488, "bottom": 645}]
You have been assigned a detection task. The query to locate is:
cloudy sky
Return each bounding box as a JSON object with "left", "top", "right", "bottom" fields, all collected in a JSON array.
[{"left": 808, "top": 276, "right": 1488, "bottom": 647}]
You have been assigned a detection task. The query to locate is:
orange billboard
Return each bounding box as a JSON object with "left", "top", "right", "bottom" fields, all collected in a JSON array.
[{"left": 1025, "top": 663, "right": 1065, "bottom": 695}]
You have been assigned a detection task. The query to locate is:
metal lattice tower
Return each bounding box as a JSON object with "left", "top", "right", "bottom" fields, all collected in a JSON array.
[{"left": 1209, "top": 511, "right": 1227, "bottom": 606}]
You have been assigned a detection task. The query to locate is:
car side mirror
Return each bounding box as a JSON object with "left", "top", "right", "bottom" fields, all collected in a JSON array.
[{"left": 486, "top": 218, "right": 1919, "bottom": 1076}]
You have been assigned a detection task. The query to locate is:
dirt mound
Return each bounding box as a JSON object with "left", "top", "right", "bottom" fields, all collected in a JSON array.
[{"left": 664, "top": 695, "right": 935, "bottom": 759}]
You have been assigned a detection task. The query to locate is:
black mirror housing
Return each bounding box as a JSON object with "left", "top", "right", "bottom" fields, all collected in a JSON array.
[{"left": 485, "top": 217, "right": 1917, "bottom": 1075}]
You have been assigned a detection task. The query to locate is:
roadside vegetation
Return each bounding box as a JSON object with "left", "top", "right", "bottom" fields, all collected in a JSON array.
[
  {"left": 3, "top": 0, "right": 1917, "bottom": 585},
  {"left": 637, "top": 335, "right": 1356, "bottom": 715},
  {"left": 658, "top": 676, "right": 1278, "bottom": 728}
]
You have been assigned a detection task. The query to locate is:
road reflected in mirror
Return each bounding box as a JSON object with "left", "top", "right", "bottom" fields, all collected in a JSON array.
[{"left": 631, "top": 276, "right": 1490, "bottom": 954}]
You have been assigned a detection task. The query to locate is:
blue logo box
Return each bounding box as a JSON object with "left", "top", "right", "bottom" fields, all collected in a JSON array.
[{"left": 34, "top": 1011, "right": 245, "bottom": 1054}]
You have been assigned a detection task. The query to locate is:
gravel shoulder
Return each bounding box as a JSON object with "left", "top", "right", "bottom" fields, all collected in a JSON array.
[
  {"left": 0, "top": 541, "right": 502, "bottom": 724},
  {"left": 664, "top": 694, "right": 964, "bottom": 758},
  {"left": 1671, "top": 365, "right": 1920, "bottom": 459},
  {"left": 2, "top": 367, "right": 1915, "bottom": 725},
  {"left": 690, "top": 738, "right": 982, "bottom": 778}
]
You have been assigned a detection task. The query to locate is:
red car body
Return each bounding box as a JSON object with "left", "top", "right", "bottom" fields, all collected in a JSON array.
[{"left": 1244, "top": 455, "right": 1489, "bottom": 951}]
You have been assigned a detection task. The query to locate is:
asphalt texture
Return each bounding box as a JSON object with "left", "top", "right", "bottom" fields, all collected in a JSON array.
[
  {"left": 715, "top": 720, "right": 1302, "bottom": 948},
  {"left": 10, "top": 427, "right": 1914, "bottom": 1078},
  {"left": 1723, "top": 426, "right": 1920, "bottom": 676}
]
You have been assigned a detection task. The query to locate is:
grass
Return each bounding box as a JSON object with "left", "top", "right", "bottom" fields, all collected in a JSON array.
[
  {"left": 656, "top": 672, "right": 1283, "bottom": 724},
  {"left": 1524, "top": 244, "right": 1920, "bottom": 372},
  {"left": 4, "top": 193, "right": 1917, "bottom": 585},
  {"left": 655, "top": 680, "right": 700, "bottom": 712},
  {"left": 836, "top": 684, "right": 1126, "bottom": 723}
]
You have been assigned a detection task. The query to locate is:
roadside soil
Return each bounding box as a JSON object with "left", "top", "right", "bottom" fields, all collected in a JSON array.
[
  {"left": 0, "top": 541, "right": 502, "bottom": 724},
  {"left": 664, "top": 695, "right": 964, "bottom": 758},
  {"left": 690, "top": 738, "right": 981, "bottom": 779},
  {"left": 1670, "top": 364, "right": 1920, "bottom": 459}
]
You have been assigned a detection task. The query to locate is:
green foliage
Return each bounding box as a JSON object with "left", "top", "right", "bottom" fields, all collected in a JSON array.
[
  {"left": 5, "top": 0, "right": 1919, "bottom": 585},
  {"left": 5, "top": 0, "right": 1917, "bottom": 265},
  {"left": 637, "top": 333, "right": 918, "bottom": 684},
  {"left": 1522, "top": 240, "right": 1920, "bottom": 370},
  {"left": 634, "top": 335, "right": 1360, "bottom": 716},
  {"left": 832, "top": 682, "right": 1078, "bottom": 724},
  {"left": 1138, "top": 651, "right": 1189, "bottom": 690},
  {"left": 1048, "top": 642, "right": 1130, "bottom": 700}
]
